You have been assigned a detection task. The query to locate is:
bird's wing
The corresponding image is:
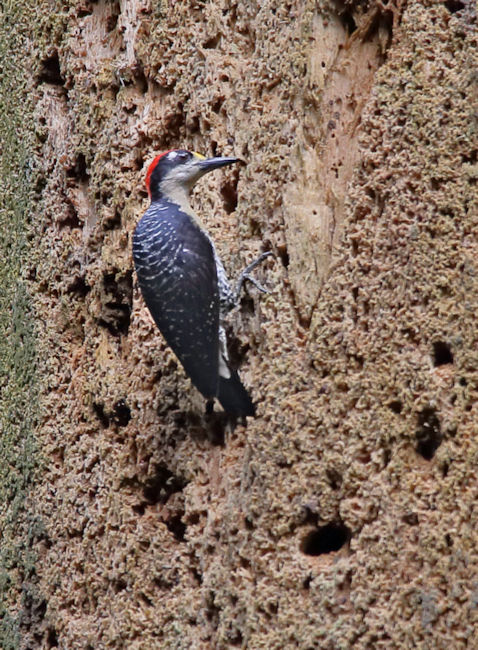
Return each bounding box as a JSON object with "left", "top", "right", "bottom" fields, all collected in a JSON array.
[{"left": 133, "top": 206, "right": 220, "bottom": 399}]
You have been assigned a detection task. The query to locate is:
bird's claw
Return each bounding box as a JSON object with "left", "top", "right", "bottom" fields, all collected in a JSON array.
[
  {"left": 235, "top": 251, "right": 273, "bottom": 299},
  {"left": 242, "top": 251, "right": 273, "bottom": 275},
  {"left": 242, "top": 274, "right": 269, "bottom": 294}
]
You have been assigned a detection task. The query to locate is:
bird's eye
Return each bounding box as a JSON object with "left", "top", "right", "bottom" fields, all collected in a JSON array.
[{"left": 177, "top": 151, "right": 192, "bottom": 162}]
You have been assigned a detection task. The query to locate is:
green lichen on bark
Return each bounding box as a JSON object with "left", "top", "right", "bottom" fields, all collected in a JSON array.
[{"left": 0, "top": 1, "right": 40, "bottom": 646}]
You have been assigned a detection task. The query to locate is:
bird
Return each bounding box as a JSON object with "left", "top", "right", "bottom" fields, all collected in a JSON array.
[{"left": 132, "top": 149, "right": 271, "bottom": 416}]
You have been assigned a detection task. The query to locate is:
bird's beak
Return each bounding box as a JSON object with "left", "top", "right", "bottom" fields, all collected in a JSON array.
[{"left": 194, "top": 156, "right": 240, "bottom": 172}]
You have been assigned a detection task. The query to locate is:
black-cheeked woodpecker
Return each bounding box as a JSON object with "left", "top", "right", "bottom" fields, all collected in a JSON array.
[{"left": 133, "top": 150, "right": 271, "bottom": 416}]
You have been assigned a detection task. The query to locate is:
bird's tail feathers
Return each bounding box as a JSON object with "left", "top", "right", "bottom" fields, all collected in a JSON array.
[{"left": 217, "top": 367, "right": 255, "bottom": 417}]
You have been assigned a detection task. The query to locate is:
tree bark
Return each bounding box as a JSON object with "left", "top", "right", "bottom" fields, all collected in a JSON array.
[{"left": 1, "top": 0, "right": 477, "bottom": 647}]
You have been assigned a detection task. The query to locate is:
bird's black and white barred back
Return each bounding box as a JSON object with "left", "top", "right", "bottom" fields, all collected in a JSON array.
[{"left": 133, "top": 149, "right": 271, "bottom": 416}]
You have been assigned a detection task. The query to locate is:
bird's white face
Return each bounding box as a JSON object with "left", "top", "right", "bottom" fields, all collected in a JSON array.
[
  {"left": 156, "top": 152, "right": 209, "bottom": 210},
  {"left": 146, "top": 149, "right": 239, "bottom": 206},
  {"left": 160, "top": 151, "right": 208, "bottom": 192}
]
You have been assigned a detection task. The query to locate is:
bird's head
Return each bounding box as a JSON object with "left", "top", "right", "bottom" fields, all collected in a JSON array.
[{"left": 146, "top": 149, "right": 239, "bottom": 202}]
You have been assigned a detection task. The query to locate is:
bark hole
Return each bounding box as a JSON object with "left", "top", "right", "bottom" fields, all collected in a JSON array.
[
  {"left": 142, "top": 466, "right": 185, "bottom": 505},
  {"left": 220, "top": 177, "right": 238, "bottom": 214},
  {"left": 301, "top": 523, "right": 350, "bottom": 556},
  {"left": 415, "top": 407, "right": 442, "bottom": 460},
  {"left": 92, "top": 402, "right": 110, "bottom": 428},
  {"left": 97, "top": 271, "right": 133, "bottom": 336},
  {"left": 67, "top": 153, "right": 89, "bottom": 183},
  {"left": 47, "top": 627, "right": 59, "bottom": 647},
  {"left": 388, "top": 399, "right": 403, "bottom": 414},
  {"left": 112, "top": 399, "right": 131, "bottom": 427},
  {"left": 38, "top": 51, "right": 64, "bottom": 86},
  {"left": 444, "top": 0, "right": 465, "bottom": 13},
  {"left": 433, "top": 341, "right": 453, "bottom": 366}
]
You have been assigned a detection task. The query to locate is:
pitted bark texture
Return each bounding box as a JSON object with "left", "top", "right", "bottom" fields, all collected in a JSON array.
[{"left": 1, "top": 0, "right": 477, "bottom": 648}]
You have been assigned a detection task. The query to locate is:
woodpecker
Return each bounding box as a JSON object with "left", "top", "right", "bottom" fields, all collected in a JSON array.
[{"left": 133, "top": 149, "right": 270, "bottom": 416}]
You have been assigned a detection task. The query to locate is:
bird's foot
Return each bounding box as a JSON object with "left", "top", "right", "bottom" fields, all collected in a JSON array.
[{"left": 234, "top": 251, "right": 273, "bottom": 299}]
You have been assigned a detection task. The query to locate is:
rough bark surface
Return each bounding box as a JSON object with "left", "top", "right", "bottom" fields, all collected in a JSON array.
[{"left": 1, "top": 0, "right": 477, "bottom": 648}]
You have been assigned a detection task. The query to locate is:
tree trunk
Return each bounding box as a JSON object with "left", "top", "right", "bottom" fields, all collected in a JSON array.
[{"left": 1, "top": 0, "right": 477, "bottom": 647}]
